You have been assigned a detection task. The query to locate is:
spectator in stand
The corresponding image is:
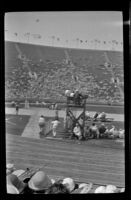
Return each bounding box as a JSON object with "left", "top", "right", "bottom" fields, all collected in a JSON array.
[
  {"left": 89, "top": 123, "right": 99, "bottom": 139},
  {"left": 27, "top": 171, "right": 53, "bottom": 194},
  {"left": 62, "top": 178, "right": 75, "bottom": 193},
  {"left": 71, "top": 183, "right": 93, "bottom": 194},
  {"left": 98, "top": 123, "right": 107, "bottom": 138},
  {"left": 51, "top": 116, "right": 60, "bottom": 137},
  {"left": 7, "top": 184, "right": 19, "bottom": 194},
  {"left": 73, "top": 123, "right": 82, "bottom": 140},
  {"left": 6, "top": 163, "right": 15, "bottom": 175},
  {"left": 38, "top": 115, "right": 45, "bottom": 135}
]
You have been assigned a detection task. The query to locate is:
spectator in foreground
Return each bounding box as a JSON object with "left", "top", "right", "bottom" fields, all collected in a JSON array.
[
  {"left": 38, "top": 115, "right": 45, "bottom": 135},
  {"left": 51, "top": 117, "right": 60, "bottom": 137},
  {"left": 45, "top": 182, "right": 70, "bottom": 194},
  {"left": 6, "top": 174, "right": 26, "bottom": 194},
  {"left": 27, "top": 171, "right": 53, "bottom": 194},
  {"left": 71, "top": 182, "right": 93, "bottom": 194}
]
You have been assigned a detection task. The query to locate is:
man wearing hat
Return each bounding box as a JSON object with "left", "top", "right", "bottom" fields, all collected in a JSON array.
[
  {"left": 62, "top": 177, "right": 75, "bottom": 193},
  {"left": 28, "top": 170, "right": 53, "bottom": 193},
  {"left": 6, "top": 174, "right": 26, "bottom": 194},
  {"left": 51, "top": 116, "right": 60, "bottom": 137}
]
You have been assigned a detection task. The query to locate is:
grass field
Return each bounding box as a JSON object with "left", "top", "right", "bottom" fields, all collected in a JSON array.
[{"left": 6, "top": 114, "right": 30, "bottom": 136}]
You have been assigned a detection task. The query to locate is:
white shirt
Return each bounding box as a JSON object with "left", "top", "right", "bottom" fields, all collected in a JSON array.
[
  {"left": 73, "top": 126, "right": 81, "bottom": 136},
  {"left": 51, "top": 120, "right": 60, "bottom": 128},
  {"left": 39, "top": 117, "right": 45, "bottom": 124}
]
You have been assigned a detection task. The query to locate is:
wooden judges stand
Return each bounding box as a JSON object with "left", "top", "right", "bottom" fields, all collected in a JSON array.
[{"left": 64, "top": 95, "right": 88, "bottom": 139}]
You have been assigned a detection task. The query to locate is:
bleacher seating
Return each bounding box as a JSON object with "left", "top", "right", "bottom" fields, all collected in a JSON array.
[{"left": 5, "top": 41, "right": 124, "bottom": 103}]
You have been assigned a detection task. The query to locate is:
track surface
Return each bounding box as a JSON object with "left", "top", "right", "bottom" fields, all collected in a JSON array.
[
  {"left": 6, "top": 133, "right": 125, "bottom": 189},
  {"left": 5, "top": 106, "right": 125, "bottom": 190}
]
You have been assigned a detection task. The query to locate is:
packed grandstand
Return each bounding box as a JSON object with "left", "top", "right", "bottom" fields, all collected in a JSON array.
[
  {"left": 5, "top": 41, "right": 124, "bottom": 104},
  {"left": 5, "top": 41, "right": 124, "bottom": 194}
]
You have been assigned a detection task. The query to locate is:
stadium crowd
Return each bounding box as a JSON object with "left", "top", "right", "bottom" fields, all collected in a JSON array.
[
  {"left": 6, "top": 163, "right": 125, "bottom": 194},
  {"left": 5, "top": 42, "right": 124, "bottom": 104}
]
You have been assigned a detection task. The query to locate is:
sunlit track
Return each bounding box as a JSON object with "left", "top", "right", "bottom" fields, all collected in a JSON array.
[
  {"left": 6, "top": 134, "right": 124, "bottom": 153},
  {"left": 6, "top": 152, "right": 124, "bottom": 174},
  {"left": 6, "top": 145, "right": 124, "bottom": 164},
  {"left": 6, "top": 157, "right": 124, "bottom": 187},
  {"left": 6, "top": 134, "right": 125, "bottom": 187}
]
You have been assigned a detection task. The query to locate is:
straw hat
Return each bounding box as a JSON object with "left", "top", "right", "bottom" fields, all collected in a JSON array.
[
  {"left": 120, "top": 188, "right": 125, "bottom": 192},
  {"left": 7, "top": 185, "right": 19, "bottom": 194},
  {"left": 105, "top": 185, "right": 117, "bottom": 193},
  {"left": 28, "top": 171, "right": 52, "bottom": 191},
  {"left": 7, "top": 174, "right": 26, "bottom": 193},
  {"left": 62, "top": 178, "right": 75, "bottom": 192},
  {"left": 79, "top": 183, "right": 93, "bottom": 193},
  {"left": 94, "top": 186, "right": 106, "bottom": 193}
]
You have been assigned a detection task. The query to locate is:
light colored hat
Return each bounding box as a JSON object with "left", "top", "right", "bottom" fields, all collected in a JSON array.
[
  {"left": 62, "top": 178, "right": 75, "bottom": 192},
  {"left": 79, "top": 183, "right": 93, "bottom": 193},
  {"left": 51, "top": 179, "right": 55, "bottom": 184},
  {"left": 120, "top": 188, "right": 125, "bottom": 192},
  {"left": 94, "top": 186, "right": 106, "bottom": 193},
  {"left": 65, "top": 90, "right": 70, "bottom": 96},
  {"left": 70, "top": 92, "right": 74, "bottom": 97},
  {"left": 7, "top": 184, "right": 19, "bottom": 194},
  {"left": 79, "top": 183, "right": 88, "bottom": 189},
  {"left": 12, "top": 169, "right": 25, "bottom": 177},
  {"left": 105, "top": 185, "right": 117, "bottom": 193},
  {"left": 6, "top": 163, "right": 14, "bottom": 170},
  {"left": 6, "top": 163, "right": 15, "bottom": 174},
  {"left": 28, "top": 171, "right": 52, "bottom": 191},
  {"left": 7, "top": 174, "right": 26, "bottom": 193}
]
